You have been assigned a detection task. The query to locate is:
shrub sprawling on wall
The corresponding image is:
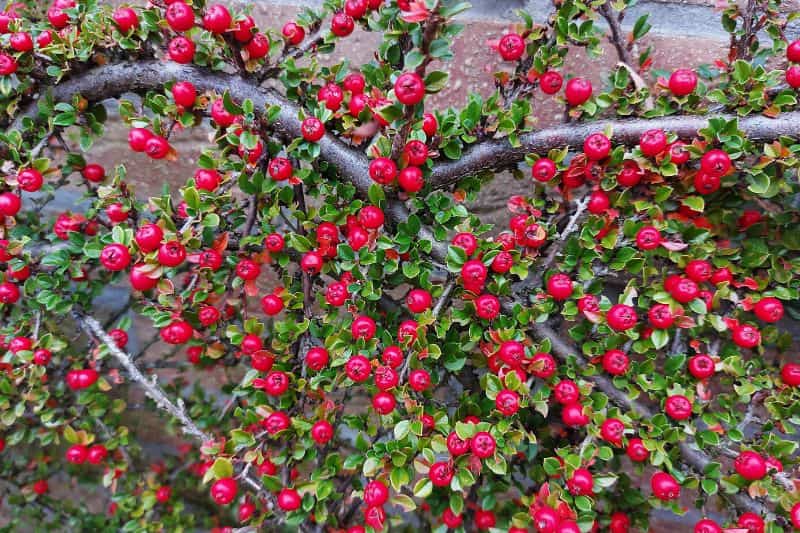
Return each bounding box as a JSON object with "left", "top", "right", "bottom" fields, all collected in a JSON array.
[{"left": 0, "top": 0, "right": 799, "bottom": 531}]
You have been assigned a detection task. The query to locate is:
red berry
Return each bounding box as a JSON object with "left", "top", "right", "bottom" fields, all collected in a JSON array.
[
  {"left": 172, "top": 81, "right": 196, "bottom": 107},
  {"left": 607, "top": 304, "right": 637, "bottom": 331},
  {"left": 668, "top": 141, "right": 690, "bottom": 164},
  {"left": 210, "top": 478, "right": 237, "bottom": 505},
  {"left": 128, "top": 128, "right": 153, "bottom": 152},
  {"left": 650, "top": 471, "right": 680, "bottom": 500},
  {"left": 753, "top": 296, "right": 783, "bottom": 323},
  {"left": 100, "top": 243, "right": 131, "bottom": 271},
  {"left": 301, "top": 117, "right": 325, "bottom": 142},
  {"left": 160, "top": 320, "right": 193, "bottom": 344},
  {"left": 372, "top": 391, "right": 396, "bottom": 414},
  {"left": 626, "top": 438, "right": 649, "bottom": 462},
  {"left": 635, "top": 225, "right": 661, "bottom": 250},
  {"left": 129, "top": 264, "right": 158, "bottom": 291},
  {"left": 81, "top": 163, "right": 105, "bottom": 183},
  {"left": 422, "top": 113, "right": 437, "bottom": 137},
  {"left": 565, "top": 78, "right": 592, "bottom": 106},
  {"left": 664, "top": 394, "right": 692, "bottom": 420},
  {"left": 429, "top": 461, "right": 453, "bottom": 487},
  {"left": 157, "top": 241, "right": 186, "bottom": 267},
  {"left": 584, "top": 133, "right": 611, "bottom": 160},
  {"left": 639, "top": 129, "right": 667, "bottom": 157},
  {"left": 233, "top": 15, "right": 255, "bottom": 42},
  {"left": 282, "top": 21, "right": 305, "bottom": 44},
  {"left": 261, "top": 294, "right": 284, "bottom": 316},
  {"left": 617, "top": 161, "right": 642, "bottom": 187},
  {"left": 474, "top": 509, "right": 496, "bottom": 530},
  {"left": 394, "top": 72, "right": 425, "bottom": 106},
  {"left": 9, "top": 31, "right": 33, "bottom": 52},
  {"left": 688, "top": 354, "right": 715, "bottom": 379},
  {"left": 363, "top": 480, "right": 389, "bottom": 507},
  {"left": 202, "top": 4, "right": 231, "bottom": 34},
  {"left": 406, "top": 288, "right": 431, "bottom": 313},
  {"left": 732, "top": 323, "right": 761, "bottom": 348},
  {"left": 194, "top": 168, "right": 221, "bottom": 191},
  {"left": 368, "top": 157, "right": 397, "bottom": 185},
  {"left": 470, "top": 431, "right": 496, "bottom": 458},
  {"left": 539, "top": 70, "right": 563, "bottom": 94},
  {"left": 788, "top": 39, "right": 800, "bottom": 62},
  {"left": 408, "top": 368, "right": 431, "bottom": 392},
  {"left": 567, "top": 468, "right": 594, "bottom": 495},
  {"left": 331, "top": 12, "right": 354, "bottom": 37},
  {"left": 345, "top": 355, "right": 371, "bottom": 382},
  {"left": 47, "top": 6, "right": 69, "bottom": 29},
  {"left": 33, "top": 479, "right": 48, "bottom": 495},
  {"left": 135, "top": 224, "right": 163, "bottom": 252},
  {"left": 495, "top": 389, "right": 520, "bottom": 415},
  {"left": 168, "top": 36, "right": 195, "bottom": 64},
  {"left": 532, "top": 157, "right": 556, "bottom": 182},
  {"left": 113, "top": 7, "right": 138, "bottom": 32},
  {"left": 156, "top": 486, "right": 172, "bottom": 503},
  {"left": 263, "top": 411, "right": 290, "bottom": 434},
  {"left": 600, "top": 418, "right": 625, "bottom": 446},
  {"left": 65, "top": 444, "right": 88, "bottom": 464},
  {"left": 498, "top": 33, "right": 525, "bottom": 61},
  {"left": 145, "top": 135, "right": 171, "bottom": 159},
  {"left": 734, "top": 450, "right": 767, "bottom": 480},
  {"left": 737, "top": 512, "right": 765, "bottom": 533},
  {"left": 781, "top": 363, "right": 800, "bottom": 386},
  {"left": 397, "top": 166, "right": 424, "bottom": 193},
  {"left": 106, "top": 203, "right": 128, "bottom": 223},
  {"left": 587, "top": 190, "right": 610, "bottom": 214},
  {"left": 694, "top": 519, "right": 722, "bottom": 533},
  {"left": 318, "top": 83, "right": 343, "bottom": 110},
  {"left": 87, "top": 444, "right": 108, "bottom": 465},
  {"left": 668, "top": 68, "right": 697, "bottom": 96},
  {"left": 786, "top": 66, "right": 800, "bottom": 88},
  {"left": 475, "top": 293, "right": 500, "bottom": 320},
  {"left": 166, "top": 1, "right": 194, "bottom": 32},
  {"left": 263, "top": 371, "right": 289, "bottom": 396},
  {"left": 300, "top": 251, "right": 323, "bottom": 275},
  {"left": 345, "top": 0, "right": 368, "bottom": 18},
  {"left": 343, "top": 72, "right": 366, "bottom": 94},
  {"left": 648, "top": 303, "right": 675, "bottom": 329},
  {"left": 546, "top": 273, "right": 573, "bottom": 300},
  {"left": 602, "top": 349, "right": 629, "bottom": 375},
  {"left": 33, "top": 348, "right": 51, "bottom": 365},
  {"left": 265, "top": 233, "right": 285, "bottom": 252},
  {"left": 701, "top": 149, "right": 731, "bottom": 176},
  {"left": 442, "top": 508, "right": 462, "bottom": 528}
]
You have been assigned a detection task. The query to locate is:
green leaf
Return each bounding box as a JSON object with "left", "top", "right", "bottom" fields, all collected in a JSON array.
[
  {"left": 413, "top": 478, "right": 432, "bottom": 498},
  {"left": 425, "top": 71, "right": 449, "bottom": 93},
  {"left": 368, "top": 183, "right": 385, "bottom": 207},
  {"left": 651, "top": 329, "right": 669, "bottom": 350}
]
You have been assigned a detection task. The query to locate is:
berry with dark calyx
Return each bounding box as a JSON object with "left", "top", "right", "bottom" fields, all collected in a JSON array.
[
  {"left": 587, "top": 190, "right": 610, "bottom": 214},
  {"left": 607, "top": 304, "right": 637, "bottom": 331},
  {"left": 539, "top": 70, "right": 563, "bottom": 94},
  {"left": 475, "top": 293, "right": 500, "bottom": 320},
  {"left": 495, "top": 389, "right": 520, "bottom": 415},
  {"left": 688, "top": 354, "right": 715, "bottom": 379},
  {"left": 602, "top": 349, "right": 629, "bottom": 375},
  {"left": 532, "top": 157, "right": 556, "bottom": 182},
  {"left": 363, "top": 480, "right": 389, "bottom": 507},
  {"left": 636, "top": 225, "right": 661, "bottom": 250},
  {"left": 145, "top": 135, "right": 171, "bottom": 159},
  {"left": 584, "top": 133, "right": 611, "bottom": 160},
  {"left": 732, "top": 323, "right": 760, "bottom": 348},
  {"left": 664, "top": 394, "right": 692, "bottom": 420},
  {"left": 394, "top": 72, "right": 425, "bottom": 106},
  {"left": 168, "top": 36, "right": 195, "bottom": 64},
  {"left": 470, "top": 431, "right": 496, "bottom": 459},
  {"left": 369, "top": 157, "right": 398, "bottom": 185},
  {"left": 397, "top": 166, "right": 424, "bottom": 193},
  {"left": 498, "top": 33, "right": 525, "bottom": 61},
  {"left": 160, "top": 321, "right": 193, "bottom": 345},
  {"left": 166, "top": 1, "right": 195, "bottom": 32},
  {"left": 100, "top": 243, "right": 131, "bottom": 271},
  {"left": 429, "top": 461, "right": 453, "bottom": 487},
  {"left": 157, "top": 241, "right": 186, "bottom": 267}
]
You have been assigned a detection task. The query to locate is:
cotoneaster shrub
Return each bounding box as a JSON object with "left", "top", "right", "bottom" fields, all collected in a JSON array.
[{"left": 0, "top": 0, "right": 799, "bottom": 532}]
